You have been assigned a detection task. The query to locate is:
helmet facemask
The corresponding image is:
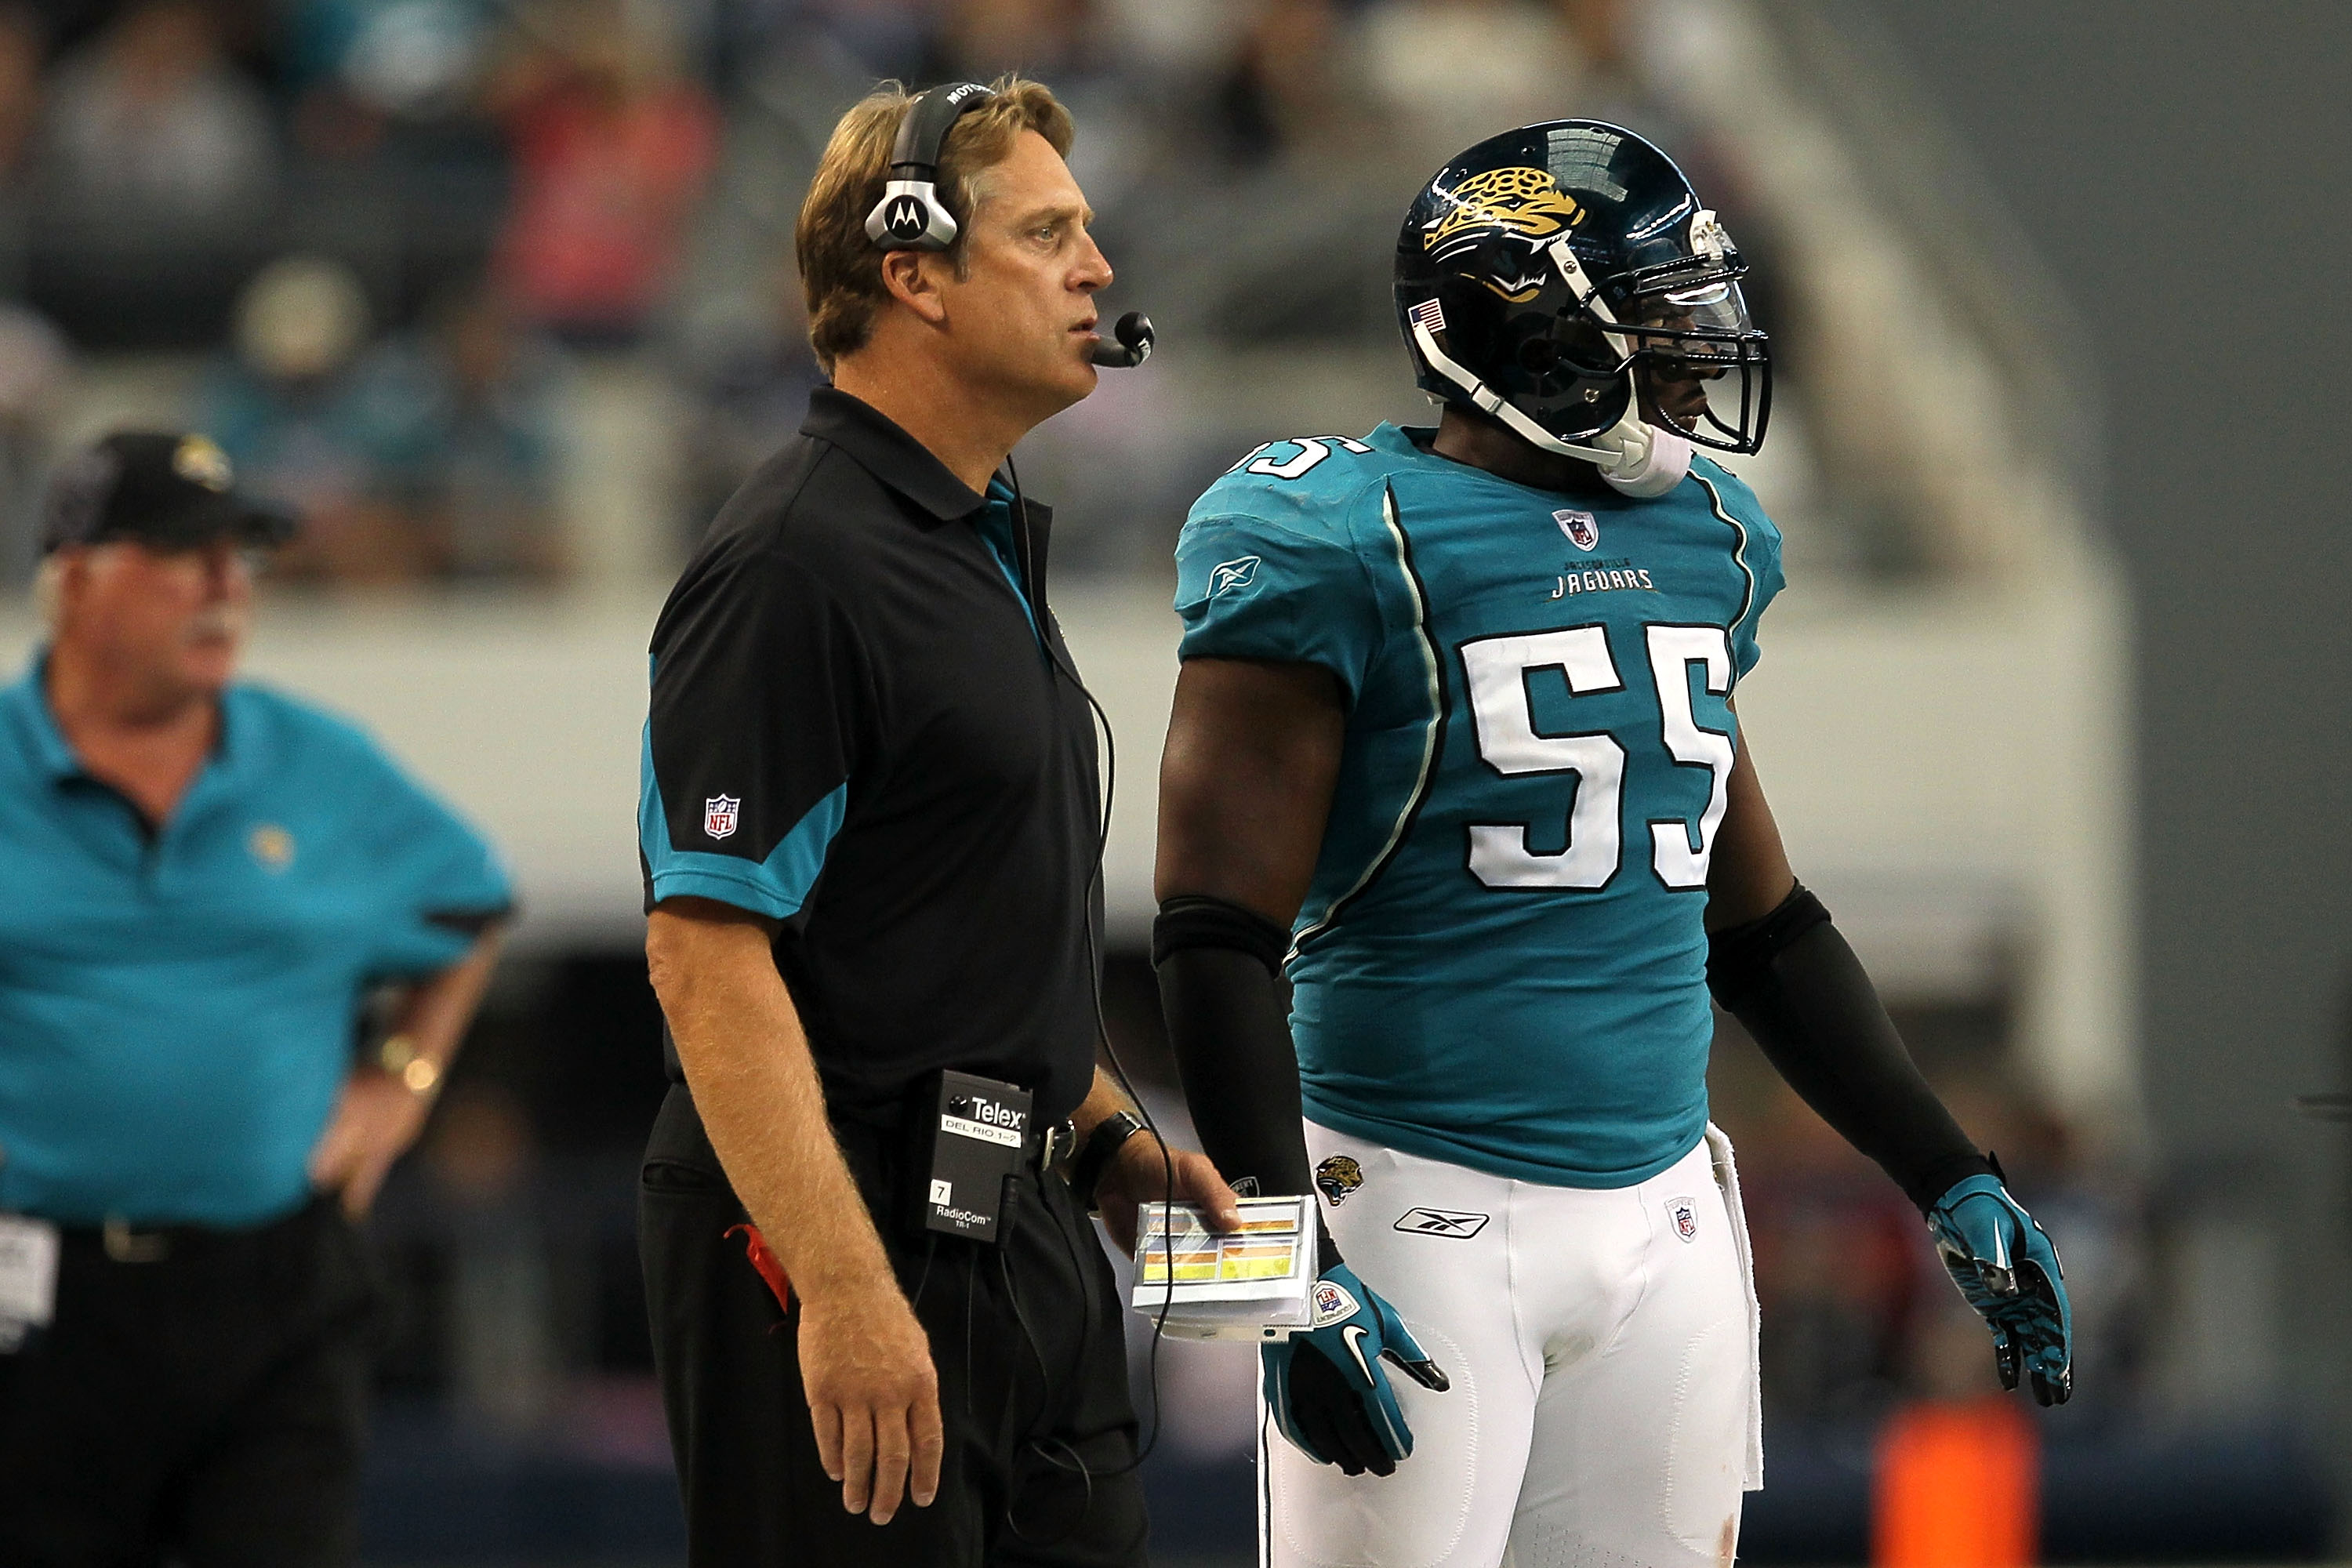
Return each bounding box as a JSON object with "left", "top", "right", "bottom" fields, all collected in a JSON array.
[
  {"left": 1605, "top": 214, "right": 1771, "bottom": 454},
  {"left": 1412, "top": 220, "right": 1770, "bottom": 460}
]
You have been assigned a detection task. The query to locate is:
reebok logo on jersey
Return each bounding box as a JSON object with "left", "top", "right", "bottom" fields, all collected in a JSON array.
[
  {"left": 703, "top": 795, "right": 740, "bottom": 840},
  {"left": 1208, "top": 555, "right": 1261, "bottom": 598},
  {"left": 1311, "top": 1280, "right": 1359, "bottom": 1327},
  {"left": 1314, "top": 1155, "right": 1364, "bottom": 1206},
  {"left": 1392, "top": 1207, "right": 1490, "bottom": 1239},
  {"left": 1666, "top": 1197, "right": 1700, "bottom": 1243},
  {"left": 1554, "top": 508, "right": 1599, "bottom": 551}
]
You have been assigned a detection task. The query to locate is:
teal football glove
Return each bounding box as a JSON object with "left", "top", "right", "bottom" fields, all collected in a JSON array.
[
  {"left": 1262, "top": 1263, "right": 1449, "bottom": 1475},
  {"left": 1926, "top": 1173, "right": 2073, "bottom": 1406}
]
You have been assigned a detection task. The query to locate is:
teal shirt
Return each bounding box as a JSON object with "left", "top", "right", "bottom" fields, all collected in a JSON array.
[
  {"left": 0, "top": 659, "right": 510, "bottom": 1226},
  {"left": 1174, "top": 426, "right": 1784, "bottom": 1188}
]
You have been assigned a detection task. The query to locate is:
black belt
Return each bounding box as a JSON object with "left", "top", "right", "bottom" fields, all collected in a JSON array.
[
  {"left": 49, "top": 1195, "right": 332, "bottom": 1265},
  {"left": 659, "top": 1082, "right": 1076, "bottom": 1177}
]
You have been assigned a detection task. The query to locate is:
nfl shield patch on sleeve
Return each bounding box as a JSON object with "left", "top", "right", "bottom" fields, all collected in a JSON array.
[{"left": 704, "top": 795, "right": 740, "bottom": 840}]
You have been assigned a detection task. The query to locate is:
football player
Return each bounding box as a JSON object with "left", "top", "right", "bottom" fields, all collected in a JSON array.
[{"left": 1149, "top": 122, "right": 2073, "bottom": 1567}]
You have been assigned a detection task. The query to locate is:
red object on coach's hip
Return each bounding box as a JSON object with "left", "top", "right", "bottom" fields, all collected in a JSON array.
[{"left": 724, "top": 1223, "right": 792, "bottom": 1316}]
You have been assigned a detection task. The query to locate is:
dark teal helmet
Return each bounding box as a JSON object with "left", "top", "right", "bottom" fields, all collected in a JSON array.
[{"left": 1395, "top": 121, "right": 1769, "bottom": 464}]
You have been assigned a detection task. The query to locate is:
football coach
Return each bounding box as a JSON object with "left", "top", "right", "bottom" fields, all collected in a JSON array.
[
  {"left": 0, "top": 430, "right": 510, "bottom": 1565},
  {"left": 637, "top": 77, "right": 1236, "bottom": 1566}
]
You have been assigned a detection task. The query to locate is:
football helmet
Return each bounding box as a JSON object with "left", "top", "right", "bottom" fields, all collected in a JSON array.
[{"left": 1396, "top": 122, "right": 1770, "bottom": 495}]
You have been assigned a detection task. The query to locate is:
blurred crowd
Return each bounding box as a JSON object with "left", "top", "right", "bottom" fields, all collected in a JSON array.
[{"left": 0, "top": 0, "right": 1762, "bottom": 587}]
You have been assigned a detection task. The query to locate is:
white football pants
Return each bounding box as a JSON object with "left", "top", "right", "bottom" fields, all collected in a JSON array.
[{"left": 1261, "top": 1124, "right": 1762, "bottom": 1568}]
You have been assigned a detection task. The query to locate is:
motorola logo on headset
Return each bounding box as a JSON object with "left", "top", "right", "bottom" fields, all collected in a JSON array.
[{"left": 883, "top": 194, "right": 929, "bottom": 242}]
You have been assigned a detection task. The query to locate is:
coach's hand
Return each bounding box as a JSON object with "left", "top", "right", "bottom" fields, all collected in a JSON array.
[
  {"left": 1263, "top": 1264, "right": 1448, "bottom": 1476},
  {"left": 798, "top": 1282, "right": 945, "bottom": 1525},
  {"left": 1926, "top": 1174, "right": 2074, "bottom": 1406},
  {"left": 308, "top": 1066, "right": 434, "bottom": 1219},
  {"left": 1092, "top": 1131, "right": 1243, "bottom": 1254}
]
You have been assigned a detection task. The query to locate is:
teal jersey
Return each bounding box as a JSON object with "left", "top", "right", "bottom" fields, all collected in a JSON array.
[{"left": 1173, "top": 425, "right": 1784, "bottom": 1189}]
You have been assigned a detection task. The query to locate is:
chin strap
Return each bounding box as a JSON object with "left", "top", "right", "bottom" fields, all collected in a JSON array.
[{"left": 1409, "top": 312, "right": 1691, "bottom": 498}]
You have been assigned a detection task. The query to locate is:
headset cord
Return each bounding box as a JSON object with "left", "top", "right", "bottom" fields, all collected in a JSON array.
[{"left": 1004, "top": 456, "right": 1185, "bottom": 1485}]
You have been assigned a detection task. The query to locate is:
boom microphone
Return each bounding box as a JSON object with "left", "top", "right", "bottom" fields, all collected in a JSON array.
[{"left": 1091, "top": 311, "right": 1154, "bottom": 368}]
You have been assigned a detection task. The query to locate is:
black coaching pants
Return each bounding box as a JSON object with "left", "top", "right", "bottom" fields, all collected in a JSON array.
[
  {"left": 0, "top": 1196, "right": 379, "bottom": 1568},
  {"left": 639, "top": 1084, "right": 1149, "bottom": 1568}
]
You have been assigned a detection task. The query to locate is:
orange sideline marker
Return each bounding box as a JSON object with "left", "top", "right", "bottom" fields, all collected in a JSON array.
[{"left": 1872, "top": 1397, "right": 2039, "bottom": 1568}]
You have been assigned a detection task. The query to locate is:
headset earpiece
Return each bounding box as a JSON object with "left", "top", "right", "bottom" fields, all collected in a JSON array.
[{"left": 864, "top": 82, "right": 994, "bottom": 252}]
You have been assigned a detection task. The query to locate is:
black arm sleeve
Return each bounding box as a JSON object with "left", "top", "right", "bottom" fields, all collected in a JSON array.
[
  {"left": 1708, "top": 884, "right": 1994, "bottom": 1213},
  {"left": 1153, "top": 895, "right": 1341, "bottom": 1269}
]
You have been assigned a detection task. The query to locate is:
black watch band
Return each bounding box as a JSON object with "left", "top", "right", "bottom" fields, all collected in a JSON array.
[{"left": 1069, "top": 1110, "right": 1146, "bottom": 1211}]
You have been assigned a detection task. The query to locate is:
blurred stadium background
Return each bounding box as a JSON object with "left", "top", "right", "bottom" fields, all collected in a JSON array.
[{"left": 0, "top": 0, "right": 2344, "bottom": 1563}]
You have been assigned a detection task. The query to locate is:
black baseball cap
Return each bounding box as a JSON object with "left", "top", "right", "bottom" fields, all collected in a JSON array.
[{"left": 40, "top": 430, "right": 299, "bottom": 554}]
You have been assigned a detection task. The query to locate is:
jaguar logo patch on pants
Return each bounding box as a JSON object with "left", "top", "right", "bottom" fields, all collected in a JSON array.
[{"left": 1314, "top": 1155, "right": 1364, "bottom": 1206}]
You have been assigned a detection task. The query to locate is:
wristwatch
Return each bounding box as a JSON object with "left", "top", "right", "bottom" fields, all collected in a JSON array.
[
  {"left": 377, "top": 1034, "right": 444, "bottom": 1100},
  {"left": 1069, "top": 1109, "right": 1146, "bottom": 1212}
]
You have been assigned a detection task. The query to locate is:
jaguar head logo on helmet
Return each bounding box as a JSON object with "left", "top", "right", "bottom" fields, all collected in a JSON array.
[
  {"left": 1394, "top": 122, "right": 1772, "bottom": 499},
  {"left": 1422, "top": 165, "right": 1586, "bottom": 254}
]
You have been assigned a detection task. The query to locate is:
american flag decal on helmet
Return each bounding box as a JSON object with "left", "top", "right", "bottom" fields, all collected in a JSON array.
[{"left": 1408, "top": 298, "right": 1446, "bottom": 335}]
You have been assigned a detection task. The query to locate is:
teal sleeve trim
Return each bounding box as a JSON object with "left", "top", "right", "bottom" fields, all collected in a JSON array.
[{"left": 639, "top": 718, "right": 848, "bottom": 920}]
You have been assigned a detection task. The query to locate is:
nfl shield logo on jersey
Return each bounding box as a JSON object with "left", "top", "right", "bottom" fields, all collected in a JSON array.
[
  {"left": 1666, "top": 1197, "right": 1699, "bottom": 1243},
  {"left": 1555, "top": 509, "right": 1600, "bottom": 552},
  {"left": 704, "top": 795, "right": 740, "bottom": 840}
]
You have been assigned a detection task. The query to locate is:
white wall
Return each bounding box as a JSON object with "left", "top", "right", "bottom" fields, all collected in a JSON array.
[{"left": 1, "top": 550, "right": 2132, "bottom": 1120}]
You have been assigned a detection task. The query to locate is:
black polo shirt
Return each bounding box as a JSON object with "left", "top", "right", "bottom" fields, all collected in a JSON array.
[{"left": 639, "top": 388, "right": 1103, "bottom": 1128}]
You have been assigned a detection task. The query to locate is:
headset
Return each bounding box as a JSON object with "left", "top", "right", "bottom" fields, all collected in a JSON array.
[{"left": 862, "top": 82, "right": 1156, "bottom": 369}]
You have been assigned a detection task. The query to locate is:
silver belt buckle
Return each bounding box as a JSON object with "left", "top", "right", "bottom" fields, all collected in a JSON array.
[{"left": 103, "top": 1217, "right": 169, "bottom": 1264}]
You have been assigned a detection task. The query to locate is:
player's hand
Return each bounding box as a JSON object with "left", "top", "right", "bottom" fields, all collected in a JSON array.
[
  {"left": 1926, "top": 1174, "right": 2073, "bottom": 1406},
  {"left": 307, "top": 1067, "right": 434, "bottom": 1218},
  {"left": 797, "top": 1282, "right": 944, "bottom": 1525},
  {"left": 1091, "top": 1131, "right": 1243, "bottom": 1254},
  {"left": 1262, "top": 1264, "right": 1449, "bottom": 1476}
]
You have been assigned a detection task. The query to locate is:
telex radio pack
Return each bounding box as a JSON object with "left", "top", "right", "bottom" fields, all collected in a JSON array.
[{"left": 913, "top": 1069, "right": 1032, "bottom": 1243}]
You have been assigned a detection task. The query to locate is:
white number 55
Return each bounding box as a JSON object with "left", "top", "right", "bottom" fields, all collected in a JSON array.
[{"left": 1458, "top": 623, "right": 1733, "bottom": 891}]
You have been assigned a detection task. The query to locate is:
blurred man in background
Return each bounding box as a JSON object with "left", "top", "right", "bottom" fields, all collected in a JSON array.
[{"left": 0, "top": 430, "right": 510, "bottom": 1566}]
